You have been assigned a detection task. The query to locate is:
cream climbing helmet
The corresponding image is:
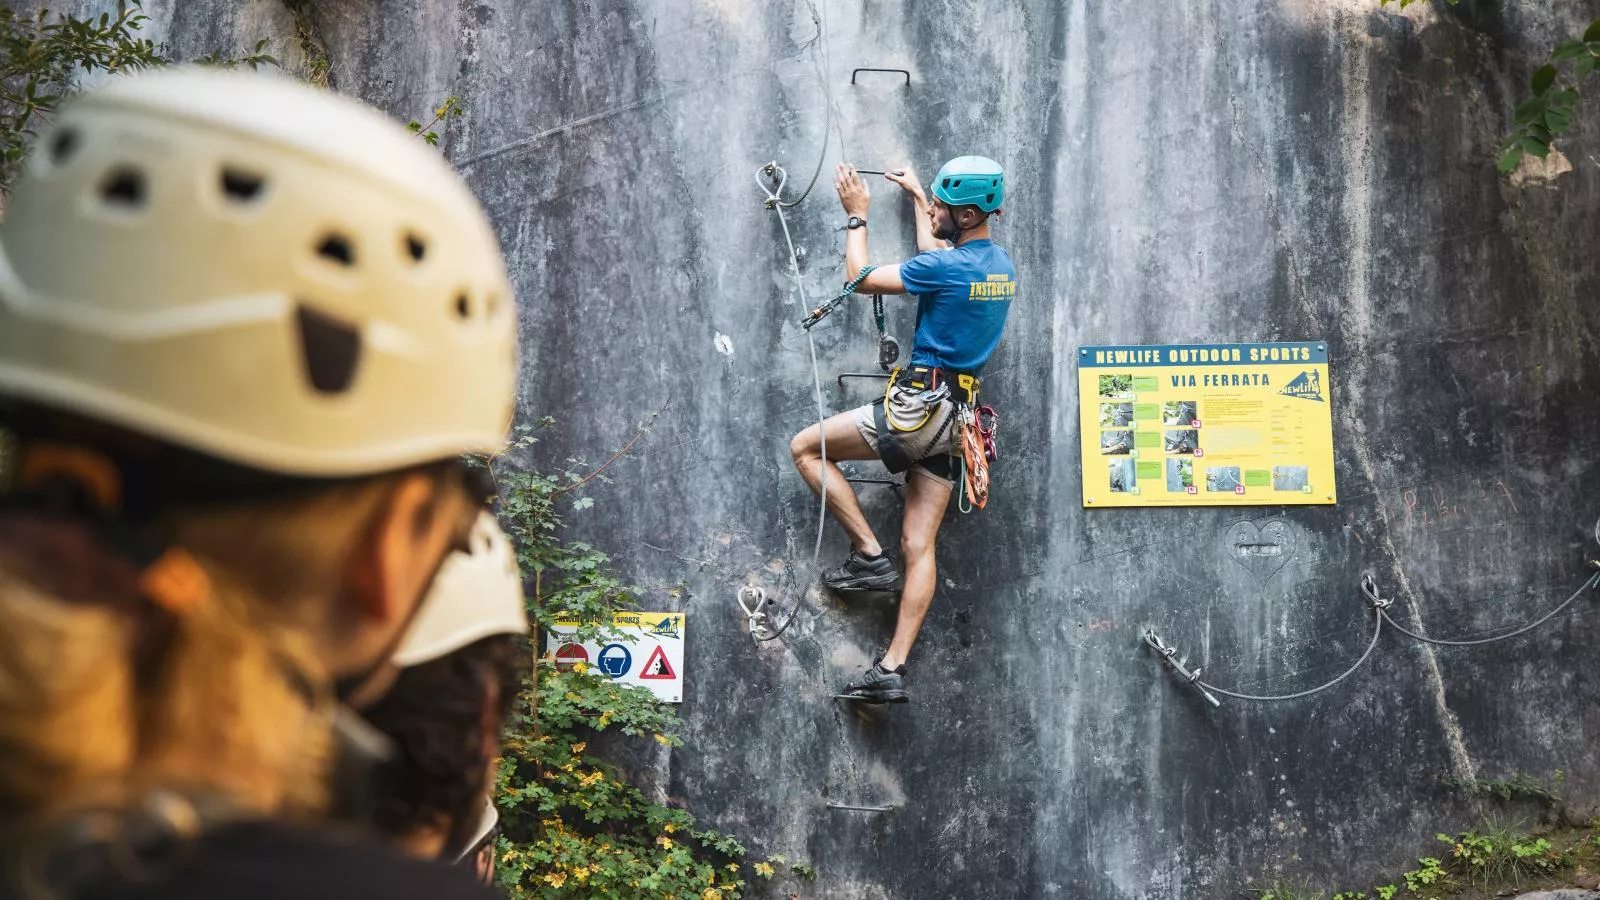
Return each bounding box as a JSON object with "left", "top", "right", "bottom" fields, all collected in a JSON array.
[
  {"left": 0, "top": 67, "right": 517, "bottom": 476},
  {"left": 394, "top": 511, "right": 528, "bottom": 668}
]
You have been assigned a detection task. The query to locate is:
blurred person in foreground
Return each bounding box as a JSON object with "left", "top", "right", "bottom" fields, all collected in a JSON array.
[
  {"left": 366, "top": 511, "right": 529, "bottom": 886},
  {"left": 0, "top": 67, "right": 517, "bottom": 898}
]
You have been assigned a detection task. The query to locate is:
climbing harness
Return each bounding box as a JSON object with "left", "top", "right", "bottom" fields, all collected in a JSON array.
[
  {"left": 866, "top": 366, "right": 950, "bottom": 475},
  {"left": 1143, "top": 570, "right": 1600, "bottom": 707},
  {"left": 800, "top": 264, "right": 879, "bottom": 330}
]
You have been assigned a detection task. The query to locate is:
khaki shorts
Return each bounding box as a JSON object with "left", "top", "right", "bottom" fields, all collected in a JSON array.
[{"left": 851, "top": 384, "right": 957, "bottom": 486}]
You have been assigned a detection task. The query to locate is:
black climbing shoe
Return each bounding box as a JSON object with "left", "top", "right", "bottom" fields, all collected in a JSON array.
[
  {"left": 821, "top": 550, "right": 902, "bottom": 602},
  {"left": 833, "top": 660, "right": 909, "bottom": 704}
]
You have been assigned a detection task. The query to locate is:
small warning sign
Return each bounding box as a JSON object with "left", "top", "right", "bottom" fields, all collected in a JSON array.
[
  {"left": 545, "top": 612, "right": 686, "bottom": 703},
  {"left": 553, "top": 643, "right": 589, "bottom": 671},
  {"left": 638, "top": 645, "right": 676, "bottom": 680}
]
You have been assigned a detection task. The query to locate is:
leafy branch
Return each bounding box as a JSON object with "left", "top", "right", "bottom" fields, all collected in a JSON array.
[
  {"left": 407, "top": 96, "right": 463, "bottom": 146},
  {"left": 1498, "top": 19, "right": 1600, "bottom": 174},
  {"left": 0, "top": 3, "right": 162, "bottom": 191},
  {"left": 0, "top": 2, "right": 279, "bottom": 194},
  {"left": 193, "top": 38, "right": 279, "bottom": 71},
  {"left": 484, "top": 422, "right": 804, "bottom": 897}
]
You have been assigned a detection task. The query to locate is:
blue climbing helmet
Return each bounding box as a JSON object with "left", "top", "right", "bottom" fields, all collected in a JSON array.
[{"left": 930, "top": 155, "right": 1005, "bottom": 213}]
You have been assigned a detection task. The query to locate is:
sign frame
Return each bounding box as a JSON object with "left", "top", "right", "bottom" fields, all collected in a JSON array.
[
  {"left": 545, "top": 611, "right": 686, "bottom": 703},
  {"left": 1077, "top": 341, "right": 1337, "bottom": 509}
]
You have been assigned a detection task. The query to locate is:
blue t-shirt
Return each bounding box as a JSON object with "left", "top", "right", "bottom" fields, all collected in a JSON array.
[{"left": 897, "top": 239, "right": 1015, "bottom": 374}]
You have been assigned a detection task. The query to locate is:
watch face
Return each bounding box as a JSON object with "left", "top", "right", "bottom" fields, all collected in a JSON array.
[{"left": 848, "top": 217, "right": 865, "bottom": 229}]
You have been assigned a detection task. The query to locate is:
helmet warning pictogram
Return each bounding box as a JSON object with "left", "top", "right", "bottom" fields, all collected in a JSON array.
[{"left": 638, "top": 644, "right": 677, "bottom": 680}]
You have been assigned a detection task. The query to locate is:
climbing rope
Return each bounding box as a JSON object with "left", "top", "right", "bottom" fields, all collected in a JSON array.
[
  {"left": 1144, "top": 570, "right": 1600, "bottom": 707},
  {"left": 758, "top": 164, "right": 825, "bottom": 547},
  {"left": 955, "top": 405, "right": 996, "bottom": 513},
  {"left": 800, "top": 263, "right": 879, "bottom": 330},
  {"left": 749, "top": 171, "right": 882, "bottom": 641},
  {"left": 748, "top": 159, "right": 864, "bottom": 637}
]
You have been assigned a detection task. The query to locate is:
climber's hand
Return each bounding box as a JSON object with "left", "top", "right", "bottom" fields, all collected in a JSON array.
[
  {"left": 884, "top": 167, "right": 924, "bottom": 201},
  {"left": 835, "top": 163, "right": 870, "bottom": 217}
]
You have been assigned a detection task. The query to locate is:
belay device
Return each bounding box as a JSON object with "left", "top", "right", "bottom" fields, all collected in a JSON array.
[{"left": 872, "top": 294, "right": 899, "bottom": 371}]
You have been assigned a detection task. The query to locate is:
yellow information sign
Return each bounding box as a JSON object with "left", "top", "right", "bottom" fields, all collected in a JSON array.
[{"left": 1078, "top": 342, "right": 1336, "bottom": 508}]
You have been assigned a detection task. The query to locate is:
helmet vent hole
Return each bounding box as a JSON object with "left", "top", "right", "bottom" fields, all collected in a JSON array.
[
  {"left": 50, "top": 129, "right": 80, "bottom": 166},
  {"left": 404, "top": 233, "right": 427, "bottom": 263},
  {"left": 951, "top": 178, "right": 963, "bottom": 187},
  {"left": 986, "top": 193, "right": 995, "bottom": 204},
  {"left": 316, "top": 234, "right": 356, "bottom": 267},
  {"left": 100, "top": 167, "right": 146, "bottom": 208},
  {"left": 295, "top": 304, "right": 362, "bottom": 395},
  {"left": 220, "top": 168, "right": 265, "bottom": 202},
  {"left": 455, "top": 293, "right": 471, "bottom": 320}
]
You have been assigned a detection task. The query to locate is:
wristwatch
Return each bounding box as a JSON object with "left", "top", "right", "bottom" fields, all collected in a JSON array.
[{"left": 844, "top": 216, "right": 868, "bottom": 230}]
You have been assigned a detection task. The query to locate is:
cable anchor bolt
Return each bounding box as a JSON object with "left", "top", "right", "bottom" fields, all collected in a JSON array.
[
  {"left": 738, "top": 585, "right": 775, "bottom": 641},
  {"left": 1142, "top": 628, "right": 1221, "bottom": 708},
  {"left": 1359, "top": 573, "right": 1392, "bottom": 610}
]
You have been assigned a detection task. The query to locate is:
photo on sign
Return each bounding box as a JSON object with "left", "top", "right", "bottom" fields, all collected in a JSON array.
[
  {"left": 1206, "top": 466, "right": 1242, "bottom": 492},
  {"left": 1100, "top": 430, "right": 1134, "bottom": 456},
  {"left": 1163, "top": 400, "right": 1198, "bottom": 426},
  {"left": 1165, "top": 458, "right": 1193, "bottom": 492},
  {"left": 1098, "top": 373, "right": 1133, "bottom": 399},
  {"left": 1164, "top": 429, "right": 1199, "bottom": 454},
  {"left": 1109, "top": 458, "right": 1136, "bottom": 493},
  {"left": 1099, "top": 402, "right": 1134, "bottom": 427},
  {"left": 1273, "top": 465, "right": 1309, "bottom": 491}
]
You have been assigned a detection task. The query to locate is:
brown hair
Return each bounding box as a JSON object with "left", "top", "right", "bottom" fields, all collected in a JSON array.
[{"left": 0, "top": 424, "right": 420, "bottom": 834}]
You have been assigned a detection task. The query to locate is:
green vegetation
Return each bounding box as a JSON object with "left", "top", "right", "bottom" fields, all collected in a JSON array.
[
  {"left": 1376, "top": 1, "right": 1600, "bottom": 177},
  {"left": 408, "top": 96, "right": 464, "bottom": 147},
  {"left": 281, "top": 0, "right": 329, "bottom": 87},
  {"left": 0, "top": 4, "right": 161, "bottom": 191},
  {"left": 484, "top": 423, "right": 803, "bottom": 898},
  {"left": 1436, "top": 770, "right": 1564, "bottom": 808},
  {"left": 0, "top": 2, "right": 276, "bottom": 193},
  {"left": 1257, "top": 819, "right": 1599, "bottom": 899},
  {"left": 1497, "top": 19, "right": 1600, "bottom": 174}
]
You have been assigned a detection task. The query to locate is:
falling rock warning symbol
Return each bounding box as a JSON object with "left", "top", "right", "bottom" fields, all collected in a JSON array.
[{"left": 639, "top": 644, "right": 676, "bottom": 680}]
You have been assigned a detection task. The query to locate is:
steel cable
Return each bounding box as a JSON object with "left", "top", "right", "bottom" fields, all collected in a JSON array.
[
  {"left": 1369, "top": 572, "right": 1599, "bottom": 647},
  {"left": 1198, "top": 611, "right": 1383, "bottom": 703},
  {"left": 1147, "top": 572, "right": 1598, "bottom": 706}
]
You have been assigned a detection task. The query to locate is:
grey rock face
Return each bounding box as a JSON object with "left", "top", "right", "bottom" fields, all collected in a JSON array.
[{"left": 12, "top": 1, "right": 1600, "bottom": 897}]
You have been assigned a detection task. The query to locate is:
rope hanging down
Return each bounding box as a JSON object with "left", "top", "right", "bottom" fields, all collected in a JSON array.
[
  {"left": 748, "top": 166, "right": 884, "bottom": 642},
  {"left": 1144, "top": 570, "right": 1600, "bottom": 707},
  {"left": 750, "top": 160, "right": 830, "bottom": 644}
]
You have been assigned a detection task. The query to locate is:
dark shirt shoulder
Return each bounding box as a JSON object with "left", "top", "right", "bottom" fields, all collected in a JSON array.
[{"left": 10, "top": 821, "right": 499, "bottom": 900}]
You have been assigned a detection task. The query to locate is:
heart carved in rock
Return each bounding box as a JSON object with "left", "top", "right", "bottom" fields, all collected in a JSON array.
[{"left": 1226, "top": 520, "right": 1296, "bottom": 579}]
